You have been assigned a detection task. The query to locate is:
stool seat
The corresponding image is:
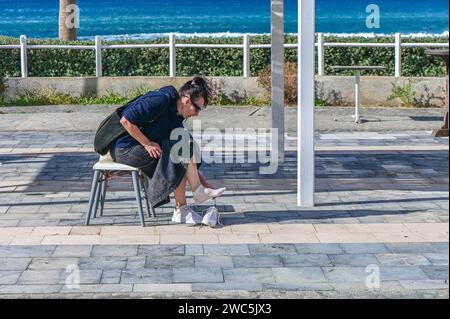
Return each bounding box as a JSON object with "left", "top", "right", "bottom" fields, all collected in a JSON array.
[
  {"left": 93, "top": 152, "right": 139, "bottom": 171},
  {"left": 93, "top": 161, "right": 138, "bottom": 171}
]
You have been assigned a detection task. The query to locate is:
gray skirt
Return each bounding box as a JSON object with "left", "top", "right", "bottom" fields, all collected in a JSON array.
[{"left": 111, "top": 136, "right": 201, "bottom": 208}]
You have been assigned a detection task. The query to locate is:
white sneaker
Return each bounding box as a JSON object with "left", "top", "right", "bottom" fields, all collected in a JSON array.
[
  {"left": 171, "top": 205, "right": 202, "bottom": 225},
  {"left": 193, "top": 185, "right": 226, "bottom": 204},
  {"left": 202, "top": 206, "right": 219, "bottom": 228}
]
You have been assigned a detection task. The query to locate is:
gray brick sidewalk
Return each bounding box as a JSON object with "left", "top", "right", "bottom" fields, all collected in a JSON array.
[
  {"left": 0, "top": 243, "right": 448, "bottom": 298},
  {"left": 0, "top": 130, "right": 449, "bottom": 148},
  {"left": 0, "top": 131, "right": 447, "bottom": 227}
]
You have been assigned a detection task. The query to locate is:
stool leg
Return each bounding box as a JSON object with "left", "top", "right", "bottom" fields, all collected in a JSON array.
[
  {"left": 85, "top": 170, "right": 101, "bottom": 226},
  {"left": 140, "top": 174, "right": 156, "bottom": 218},
  {"left": 99, "top": 177, "right": 108, "bottom": 217},
  {"left": 149, "top": 201, "right": 156, "bottom": 219},
  {"left": 131, "top": 171, "right": 146, "bottom": 227},
  {"left": 93, "top": 176, "right": 103, "bottom": 219}
]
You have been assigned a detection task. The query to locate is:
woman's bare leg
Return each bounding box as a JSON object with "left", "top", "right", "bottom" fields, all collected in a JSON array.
[
  {"left": 174, "top": 153, "right": 207, "bottom": 207},
  {"left": 186, "top": 150, "right": 207, "bottom": 192},
  {"left": 173, "top": 176, "right": 188, "bottom": 208},
  {"left": 176, "top": 155, "right": 225, "bottom": 206},
  {"left": 184, "top": 157, "right": 202, "bottom": 192},
  {"left": 199, "top": 171, "right": 214, "bottom": 189}
]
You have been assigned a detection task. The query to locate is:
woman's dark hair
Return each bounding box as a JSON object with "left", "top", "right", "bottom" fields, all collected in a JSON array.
[{"left": 179, "top": 76, "right": 213, "bottom": 107}]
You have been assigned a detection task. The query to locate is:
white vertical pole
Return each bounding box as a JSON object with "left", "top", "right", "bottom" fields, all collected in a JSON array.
[
  {"left": 243, "top": 34, "right": 250, "bottom": 78},
  {"left": 395, "top": 32, "right": 402, "bottom": 78},
  {"left": 271, "top": 0, "right": 285, "bottom": 162},
  {"left": 298, "top": 0, "right": 315, "bottom": 207},
  {"left": 317, "top": 32, "right": 325, "bottom": 76},
  {"left": 354, "top": 71, "right": 360, "bottom": 123},
  {"left": 20, "top": 35, "right": 28, "bottom": 78},
  {"left": 95, "top": 36, "right": 102, "bottom": 77},
  {"left": 169, "top": 33, "right": 176, "bottom": 77}
]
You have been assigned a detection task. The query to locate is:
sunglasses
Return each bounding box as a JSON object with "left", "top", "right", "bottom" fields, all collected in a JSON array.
[{"left": 184, "top": 95, "right": 206, "bottom": 112}]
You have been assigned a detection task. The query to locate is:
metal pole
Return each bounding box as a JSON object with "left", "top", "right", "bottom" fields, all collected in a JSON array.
[
  {"left": 271, "top": 0, "right": 285, "bottom": 162},
  {"left": 298, "top": 0, "right": 315, "bottom": 207},
  {"left": 354, "top": 71, "right": 361, "bottom": 123}
]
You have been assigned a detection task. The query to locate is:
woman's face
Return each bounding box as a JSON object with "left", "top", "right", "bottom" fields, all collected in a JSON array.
[{"left": 180, "top": 95, "right": 206, "bottom": 119}]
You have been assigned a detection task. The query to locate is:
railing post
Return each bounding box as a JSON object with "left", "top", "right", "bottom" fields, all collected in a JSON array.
[
  {"left": 243, "top": 34, "right": 250, "bottom": 78},
  {"left": 20, "top": 35, "right": 28, "bottom": 78},
  {"left": 395, "top": 32, "right": 402, "bottom": 78},
  {"left": 317, "top": 32, "right": 325, "bottom": 76},
  {"left": 95, "top": 36, "right": 102, "bottom": 77},
  {"left": 169, "top": 33, "right": 176, "bottom": 77}
]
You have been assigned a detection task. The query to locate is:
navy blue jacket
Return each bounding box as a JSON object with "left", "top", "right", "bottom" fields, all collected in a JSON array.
[{"left": 115, "top": 86, "right": 184, "bottom": 149}]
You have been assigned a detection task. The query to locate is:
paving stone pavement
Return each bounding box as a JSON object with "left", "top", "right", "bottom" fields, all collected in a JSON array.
[
  {"left": 0, "top": 131, "right": 447, "bottom": 228},
  {"left": 0, "top": 243, "right": 448, "bottom": 298},
  {"left": 0, "top": 106, "right": 447, "bottom": 133},
  {"left": 0, "top": 107, "right": 448, "bottom": 298}
]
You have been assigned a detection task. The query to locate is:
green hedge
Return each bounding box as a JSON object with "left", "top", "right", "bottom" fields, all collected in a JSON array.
[
  {"left": 0, "top": 75, "right": 6, "bottom": 102},
  {"left": 0, "top": 35, "right": 448, "bottom": 77}
]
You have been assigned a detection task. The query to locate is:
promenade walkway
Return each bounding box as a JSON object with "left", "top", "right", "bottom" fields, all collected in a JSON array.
[{"left": 0, "top": 106, "right": 448, "bottom": 298}]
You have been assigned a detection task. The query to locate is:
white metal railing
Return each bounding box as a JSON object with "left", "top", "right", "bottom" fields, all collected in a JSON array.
[{"left": 0, "top": 32, "right": 448, "bottom": 78}]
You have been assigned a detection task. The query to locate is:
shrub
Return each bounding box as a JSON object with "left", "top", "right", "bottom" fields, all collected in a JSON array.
[
  {"left": 0, "top": 75, "right": 6, "bottom": 102},
  {"left": 387, "top": 78, "right": 417, "bottom": 107},
  {"left": 213, "top": 92, "right": 235, "bottom": 105},
  {"left": 259, "top": 61, "right": 298, "bottom": 106},
  {"left": 0, "top": 85, "right": 151, "bottom": 107}
]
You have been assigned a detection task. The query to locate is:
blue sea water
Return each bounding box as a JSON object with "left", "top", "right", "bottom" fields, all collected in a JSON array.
[{"left": 0, "top": 0, "right": 448, "bottom": 39}]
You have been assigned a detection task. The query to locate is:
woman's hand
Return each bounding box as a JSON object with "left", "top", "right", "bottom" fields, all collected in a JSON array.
[{"left": 144, "top": 142, "right": 162, "bottom": 158}]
